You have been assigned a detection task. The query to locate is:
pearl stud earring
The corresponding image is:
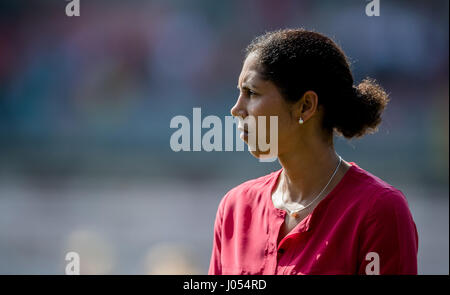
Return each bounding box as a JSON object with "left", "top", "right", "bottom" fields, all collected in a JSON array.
[{"left": 299, "top": 117, "right": 304, "bottom": 124}]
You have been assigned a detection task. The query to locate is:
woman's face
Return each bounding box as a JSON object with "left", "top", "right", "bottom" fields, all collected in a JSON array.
[{"left": 231, "top": 52, "right": 298, "bottom": 159}]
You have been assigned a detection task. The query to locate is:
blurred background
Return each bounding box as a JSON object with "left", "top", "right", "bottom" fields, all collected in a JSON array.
[{"left": 0, "top": 0, "right": 448, "bottom": 274}]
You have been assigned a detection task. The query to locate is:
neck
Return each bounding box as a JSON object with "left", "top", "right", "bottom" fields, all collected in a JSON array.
[{"left": 277, "top": 141, "right": 344, "bottom": 205}]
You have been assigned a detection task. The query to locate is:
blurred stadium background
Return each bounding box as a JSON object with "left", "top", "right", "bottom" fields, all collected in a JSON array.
[{"left": 0, "top": 0, "right": 448, "bottom": 274}]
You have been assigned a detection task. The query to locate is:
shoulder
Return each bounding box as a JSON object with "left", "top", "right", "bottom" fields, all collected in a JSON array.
[
  {"left": 336, "top": 164, "right": 413, "bottom": 222},
  {"left": 347, "top": 164, "right": 413, "bottom": 221},
  {"left": 347, "top": 163, "right": 398, "bottom": 193},
  {"left": 347, "top": 164, "right": 409, "bottom": 204},
  {"left": 367, "top": 188, "right": 412, "bottom": 222},
  {"left": 217, "top": 169, "right": 281, "bottom": 213}
]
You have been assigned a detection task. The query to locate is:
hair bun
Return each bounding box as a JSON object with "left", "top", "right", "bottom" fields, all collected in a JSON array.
[{"left": 333, "top": 78, "right": 390, "bottom": 139}]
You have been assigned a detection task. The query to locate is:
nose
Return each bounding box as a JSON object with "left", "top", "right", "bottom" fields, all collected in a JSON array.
[{"left": 230, "top": 95, "right": 248, "bottom": 118}]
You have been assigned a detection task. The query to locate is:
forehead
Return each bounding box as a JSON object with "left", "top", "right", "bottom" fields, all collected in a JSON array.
[{"left": 238, "top": 52, "right": 263, "bottom": 86}]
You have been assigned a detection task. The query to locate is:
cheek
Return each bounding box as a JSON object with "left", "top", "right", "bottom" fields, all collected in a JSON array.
[
  {"left": 245, "top": 99, "right": 266, "bottom": 117},
  {"left": 247, "top": 97, "right": 283, "bottom": 118},
  {"left": 247, "top": 95, "right": 292, "bottom": 133},
  {"left": 276, "top": 116, "right": 292, "bottom": 142},
  {"left": 267, "top": 109, "right": 293, "bottom": 145}
]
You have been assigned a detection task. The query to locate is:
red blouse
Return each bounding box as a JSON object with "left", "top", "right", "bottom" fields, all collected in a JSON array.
[{"left": 208, "top": 162, "right": 418, "bottom": 275}]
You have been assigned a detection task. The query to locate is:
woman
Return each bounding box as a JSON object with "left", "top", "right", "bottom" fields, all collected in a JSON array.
[{"left": 208, "top": 29, "right": 418, "bottom": 275}]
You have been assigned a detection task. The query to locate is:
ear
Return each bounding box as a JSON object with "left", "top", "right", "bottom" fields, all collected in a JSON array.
[{"left": 291, "top": 90, "right": 319, "bottom": 123}]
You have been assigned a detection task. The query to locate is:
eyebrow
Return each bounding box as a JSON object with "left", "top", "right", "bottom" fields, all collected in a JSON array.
[{"left": 237, "top": 82, "right": 258, "bottom": 90}]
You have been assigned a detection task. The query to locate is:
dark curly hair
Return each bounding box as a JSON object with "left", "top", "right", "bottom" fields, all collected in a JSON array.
[{"left": 245, "top": 28, "right": 390, "bottom": 139}]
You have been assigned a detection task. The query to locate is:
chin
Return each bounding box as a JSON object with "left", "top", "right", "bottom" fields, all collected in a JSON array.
[
  {"left": 245, "top": 137, "right": 279, "bottom": 161},
  {"left": 249, "top": 149, "right": 278, "bottom": 162}
]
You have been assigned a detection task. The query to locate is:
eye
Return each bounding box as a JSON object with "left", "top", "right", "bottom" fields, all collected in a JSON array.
[
  {"left": 244, "top": 88, "right": 257, "bottom": 97},
  {"left": 237, "top": 86, "right": 258, "bottom": 97}
]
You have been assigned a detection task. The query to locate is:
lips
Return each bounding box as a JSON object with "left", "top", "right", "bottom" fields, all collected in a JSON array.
[
  {"left": 238, "top": 119, "right": 255, "bottom": 137},
  {"left": 237, "top": 122, "right": 250, "bottom": 133},
  {"left": 238, "top": 126, "right": 249, "bottom": 142}
]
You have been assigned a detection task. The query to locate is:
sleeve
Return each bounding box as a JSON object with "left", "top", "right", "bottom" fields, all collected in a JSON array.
[
  {"left": 208, "top": 193, "right": 227, "bottom": 275},
  {"left": 358, "top": 188, "right": 419, "bottom": 275}
]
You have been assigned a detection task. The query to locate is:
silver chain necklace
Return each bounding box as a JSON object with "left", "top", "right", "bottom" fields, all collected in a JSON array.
[{"left": 275, "top": 155, "right": 342, "bottom": 218}]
